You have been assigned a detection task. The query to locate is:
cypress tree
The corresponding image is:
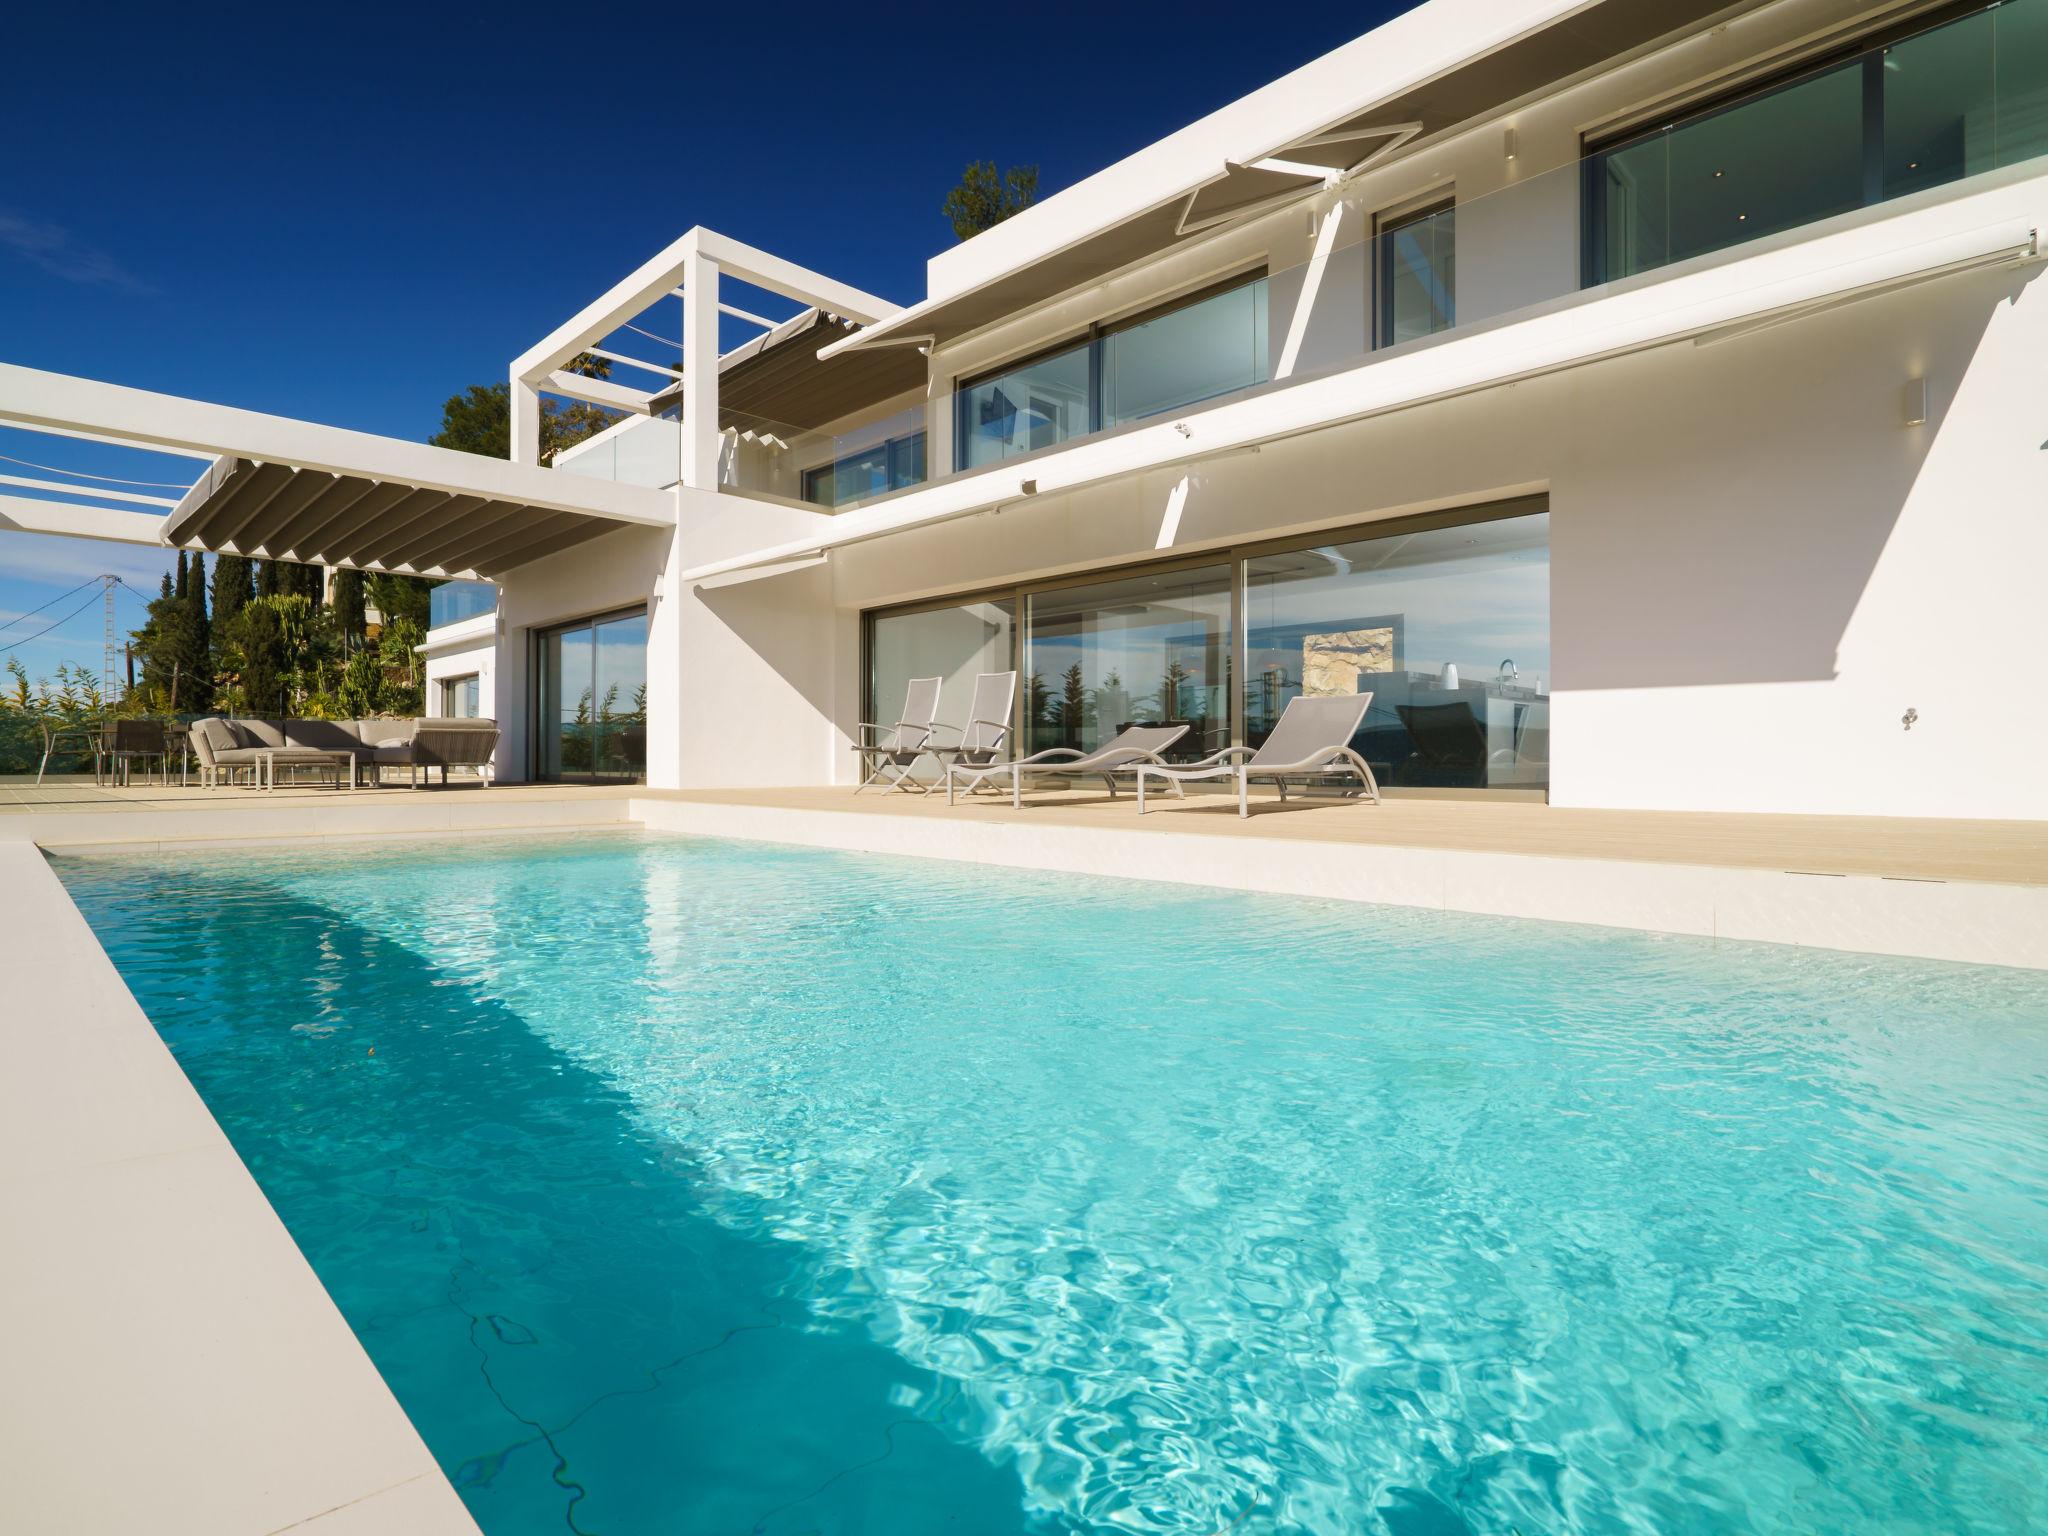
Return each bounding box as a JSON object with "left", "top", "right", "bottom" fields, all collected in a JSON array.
[
  {"left": 211, "top": 554, "right": 252, "bottom": 670},
  {"left": 330, "top": 567, "right": 367, "bottom": 651},
  {"left": 185, "top": 553, "right": 214, "bottom": 712},
  {"left": 174, "top": 550, "right": 189, "bottom": 601},
  {"left": 258, "top": 559, "right": 280, "bottom": 598}
]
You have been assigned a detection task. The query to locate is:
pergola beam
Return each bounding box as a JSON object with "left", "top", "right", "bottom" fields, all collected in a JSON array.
[{"left": 0, "top": 362, "right": 675, "bottom": 528}]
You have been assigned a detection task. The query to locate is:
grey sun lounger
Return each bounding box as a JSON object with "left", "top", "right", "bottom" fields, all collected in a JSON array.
[
  {"left": 853, "top": 675, "right": 943, "bottom": 793},
  {"left": 1135, "top": 693, "right": 1381, "bottom": 818},
  {"left": 946, "top": 723, "right": 1191, "bottom": 808}
]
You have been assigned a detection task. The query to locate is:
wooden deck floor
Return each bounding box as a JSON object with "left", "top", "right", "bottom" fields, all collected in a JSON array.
[{"left": 648, "top": 786, "right": 2048, "bottom": 887}]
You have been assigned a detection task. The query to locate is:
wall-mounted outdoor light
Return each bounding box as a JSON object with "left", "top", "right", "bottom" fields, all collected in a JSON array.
[{"left": 1902, "top": 376, "right": 1928, "bottom": 426}]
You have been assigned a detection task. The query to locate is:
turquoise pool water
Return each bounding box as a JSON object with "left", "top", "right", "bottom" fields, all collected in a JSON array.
[{"left": 57, "top": 831, "right": 2048, "bottom": 1535}]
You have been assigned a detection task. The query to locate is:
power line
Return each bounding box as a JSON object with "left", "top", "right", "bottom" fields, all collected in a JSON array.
[
  {"left": 0, "top": 575, "right": 100, "bottom": 640},
  {"left": 0, "top": 588, "right": 108, "bottom": 655}
]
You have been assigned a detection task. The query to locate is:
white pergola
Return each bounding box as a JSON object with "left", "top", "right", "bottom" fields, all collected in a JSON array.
[
  {"left": 507, "top": 227, "right": 900, "bottom": 488},
  {"left": 0, "top": 362, "right": 676, "bottom": 576}
]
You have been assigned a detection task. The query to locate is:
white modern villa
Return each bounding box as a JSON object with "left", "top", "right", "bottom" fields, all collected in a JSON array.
[
  {"left": 5, "top": 0, "right": 2044, "bottom": 823},
  {"left": 8, "top": 7, "right": 2048, "bottom": 1534}
]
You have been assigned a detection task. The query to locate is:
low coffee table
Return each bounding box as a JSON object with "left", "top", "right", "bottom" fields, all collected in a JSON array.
[{"left": 253, "top": 748, "right": 357, "bottom": 791}]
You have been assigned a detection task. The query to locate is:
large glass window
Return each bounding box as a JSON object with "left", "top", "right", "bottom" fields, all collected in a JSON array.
[
  {"left": 438, "top": 674, "right": 481, "bottom": 718},
  {"left": 1379, "top": 201, "right": 1456, "bottom": 346},
  {"left": 802, "top": 431, "right": 927, "bottom": 508},
  {"left": 536, "top": 609, "right": 647, "bottom": 782},
  {"left": 1588, "top": 1, "right": 2048, "bottom": 283},
  {"left": 1100, "top": 279, "right": 1268, "bottom": 427},
  {"left": 1023, "top": 564, "right": 1232, "bottom": 762},
  {"left": 957, "top": 341, "right": 1093, "bottom": 469},
  {"left": 867, "top": 598, "right": 1015, "bottom": 774},
  {"left": 956, "top": 273, "right": 1269, "bottom": 470},
  {"left": 1244, "top": 512, "right": 1549, "bottom": 790}
]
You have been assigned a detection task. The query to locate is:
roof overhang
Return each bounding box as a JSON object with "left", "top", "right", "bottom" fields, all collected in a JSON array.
[
  {"left": 0, "top": 362, "right": 677, "bottom": 579},
  {"left": 824, "top": 0, "right": 1766, "bottom": 359},
  {"left": 701, "top": 179, "right": 2047, "bottom": 586}
]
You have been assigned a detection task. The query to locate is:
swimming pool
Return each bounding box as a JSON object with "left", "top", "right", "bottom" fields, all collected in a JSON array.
[{"left": 57, "top": 830, "right": 2048, "bottom": 1535}]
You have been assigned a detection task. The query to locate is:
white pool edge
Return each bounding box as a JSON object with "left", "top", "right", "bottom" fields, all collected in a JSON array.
[
  {"left": 0, "top": 841, "right": 483, "bottom": 1536},
  {"left": 629, "top": 797, "right": 2048, "bottom": 972}
]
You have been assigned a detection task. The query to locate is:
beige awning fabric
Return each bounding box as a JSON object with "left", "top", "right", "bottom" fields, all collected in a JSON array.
[
  {"left": 165, "top": 458, "right": 630, "bottom": 579},
  {"left": 1272, "top": 0, "right": 1752, "bottom": 171},
  {"left": 824, "top": 0, "right": 1762, "bottom": 357},
  {"left": 647, "top": 309, "right": 929, "bottom": 432}
]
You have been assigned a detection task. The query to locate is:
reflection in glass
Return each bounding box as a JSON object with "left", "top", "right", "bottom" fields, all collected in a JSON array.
[
  {"left": 537, "top": 610, "right": 648, "bottom": 782},
  {"left": 955, "top": 273, "right": 1271, "bottom": 470},
  {"left": 802, "top": 431, "right": 927, "bottom": 508},
  {"left": 1592, "top": 1, "right": 2048, "bottom": 284},
  {"left": 1598, "top": 62, "right": 1864, "bottom": 281},
  {"left": 1244, "top": 513, "right": 1549, "bottom": 790},
  {"left": 592, "top": 612, "right": 649, "bottom": 781},
  {"left": 1102, "top": 279, "right": 1268, "bottom": 426},
  {"left": 957, "top": 342, "right": 1092, "bottom": 469},
  {"left": 438, "top": 674, "right": 481, "bottom": 718},
  {"left": 1380, "top": 203, "right": 1456, "bottom": 345},
  {"left": 868, "top": 600, "right": 1015, "bottom": 782},
  {"left": 1024, "top": 565, "right": 1232, "bottom": 762}
]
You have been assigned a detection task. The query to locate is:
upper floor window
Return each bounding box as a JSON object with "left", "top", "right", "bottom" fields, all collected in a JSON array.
[
  {"left": 802, "top": 431, "right": 926, "bottom": 508},
  {"left": 1587, "top": 0, "right": 2048, "bottom": 284},
  {"left": 956, "top": 271, "right": 1269, "bottom": 470},
  {"left": 1378, "top": 198, "right": 1456, "bottom": 347}
]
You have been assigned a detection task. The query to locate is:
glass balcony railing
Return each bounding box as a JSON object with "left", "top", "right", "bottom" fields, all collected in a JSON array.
[
  {"left": 552, "top": 415, "right": 683, "bottom": 488},
  {"left": 568, "top": 1, "right": 2048, "bottom": 510},
  {"left": 428, "top": 578, "right": 497, "bottom": 629}
]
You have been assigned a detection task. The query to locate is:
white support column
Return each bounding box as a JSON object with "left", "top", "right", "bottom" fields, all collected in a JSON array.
[
  {"left": 510, "top": 377, "right": 541, "bottom": 466},
  {"left": 680, "top": 250, "right": 722, "bottom": 490}
]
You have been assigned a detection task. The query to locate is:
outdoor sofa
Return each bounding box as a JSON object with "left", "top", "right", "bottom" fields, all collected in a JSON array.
[{"left": 188, "top": 716, "right": 500, "bottom": 789}]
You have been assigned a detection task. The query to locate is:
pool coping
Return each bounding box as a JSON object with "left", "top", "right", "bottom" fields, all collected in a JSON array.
[
  {"left": 0, "top": 840, "right": 484, "bottom": 1536},
  {"left": 629, "top": 796, "right": 2048, "bottom": 972}
]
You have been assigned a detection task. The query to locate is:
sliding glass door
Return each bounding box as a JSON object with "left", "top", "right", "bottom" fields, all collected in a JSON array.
[
  {"left": 1244, "top": 513, "right": 1550, "bottom": 790},
  {"left": 536, "top": 608, "right": 648, "bottom": 782},
  {"left": 863, "top": 502, "right": 1551, "bottom": 797},
  {"left": 1023, "top": 564, "right": 1232, "bottom": 762}
]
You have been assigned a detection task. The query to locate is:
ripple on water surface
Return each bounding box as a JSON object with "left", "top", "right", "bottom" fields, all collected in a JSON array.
[{"left": 57, "top": 831, "right": 2048, "bottom": 1536}]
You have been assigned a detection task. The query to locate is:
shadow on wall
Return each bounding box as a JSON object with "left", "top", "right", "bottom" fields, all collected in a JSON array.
[
  {"left": 689, "top": 565, "right": 839, "bottom": 774},
  {"left": 1553, "top": 264, "right": 2042, "bottom": 691}
]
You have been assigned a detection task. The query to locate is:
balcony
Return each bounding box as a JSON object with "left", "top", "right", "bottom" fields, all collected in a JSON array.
[{"left": 705, "top": 0, "right": 2047, "bottom": 517}]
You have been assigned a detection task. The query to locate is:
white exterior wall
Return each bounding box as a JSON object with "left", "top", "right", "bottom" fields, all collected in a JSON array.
[
  {"left": 825, "top": 259, "right": 2048, "bottom": 820},
  {"left": 421, "top": 631, "right": 495, "bottom": 721}
]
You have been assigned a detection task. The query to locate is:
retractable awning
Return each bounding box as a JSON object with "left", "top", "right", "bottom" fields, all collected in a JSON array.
[
  {"left": 163, "top": 457, "right": 643, "bottom": 579},
  {"left": 822, "top": 0, "right": 1763, "bottom": 359},
  {"left": 647, "top": 309, "right": 929, "bottom": 432}
]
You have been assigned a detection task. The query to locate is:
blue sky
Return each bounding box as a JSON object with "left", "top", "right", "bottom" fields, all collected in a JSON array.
[{"left": 0, "top": 0, "right": 1408, "bottom": 680}]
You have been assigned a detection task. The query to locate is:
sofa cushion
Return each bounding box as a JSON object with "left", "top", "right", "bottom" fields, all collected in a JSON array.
[
  {"left": 357, "top": 718, "right": 416, "bottom": 748},
  {"left": 190, "top": 718, "right": 237, "bottom": 765},
  {"left": 230, "top": 719, "right": 287, "bottom": 749},
  {"left": 285, "top": 718, "right": 368, "bottom": 754}
]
